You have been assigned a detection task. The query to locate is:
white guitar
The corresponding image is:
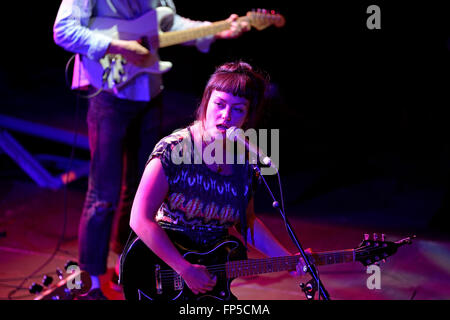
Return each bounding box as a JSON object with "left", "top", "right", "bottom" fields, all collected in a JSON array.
[{"left": 82, "top": 7, "right": 285, "bottom": 92}]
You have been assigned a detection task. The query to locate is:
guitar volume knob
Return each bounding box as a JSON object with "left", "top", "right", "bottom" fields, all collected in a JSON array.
[
  {"left": 56, "top": 268, "right": 64, "bottom": 280},
  {"left": 64, "top": 260, "right": 79, "bottom": 272},
  {"left": 29, "top": 283, "right": 43, "bottom": 294},
  {"left": 42, "top": 275, "right": 53, "bottom": 287}
]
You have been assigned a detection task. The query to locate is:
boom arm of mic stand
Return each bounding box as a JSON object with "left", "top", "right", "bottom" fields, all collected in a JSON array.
[{"left": 253, "top": 165, "right": 331, "bottom": 300}]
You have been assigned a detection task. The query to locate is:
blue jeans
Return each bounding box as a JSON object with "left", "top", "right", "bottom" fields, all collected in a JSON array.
[{"left": 78, "top": 89, "right": 162, "bottom": 276}]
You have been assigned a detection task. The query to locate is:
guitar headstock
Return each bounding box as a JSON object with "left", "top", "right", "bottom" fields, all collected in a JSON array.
[
  {"left": 355, "top": 233, "right": 416, "bottom": 266},
  {"left": 246, "top": 9, "right": 286, "bottom": 30},
  {"left": 30, "top": 261, "right": 91, "bottom": 300}
]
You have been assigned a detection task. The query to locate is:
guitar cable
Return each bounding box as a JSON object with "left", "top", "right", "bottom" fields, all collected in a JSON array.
[
  {"left": 5, "top": 55, "right": 84, "bottom": 300},
  {"left": 64, "top": 54, "right": 106, "bottom": 99}
]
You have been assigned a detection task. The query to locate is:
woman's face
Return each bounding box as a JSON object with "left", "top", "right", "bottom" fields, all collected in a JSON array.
[{"left": 203, "top": 90, "right": 249, "bottom": 139}]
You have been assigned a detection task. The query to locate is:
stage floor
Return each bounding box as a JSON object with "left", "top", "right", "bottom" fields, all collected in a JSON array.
[
  {"left": 1, "top": 83, "right": 449, "bottom": 301},
  {"left": 1, "top": 176, "right": 449, "bottom": 301}
]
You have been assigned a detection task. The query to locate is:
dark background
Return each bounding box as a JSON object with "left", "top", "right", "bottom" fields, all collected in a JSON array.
[{"left": 1, "top": 1, "right": 449, "bottom": 235}]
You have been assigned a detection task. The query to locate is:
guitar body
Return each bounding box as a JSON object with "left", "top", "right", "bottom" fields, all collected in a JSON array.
[
  {"left": 120, "top": 235, "right": 247, "bottom": 301},
  {"left": 82, "top": 7, "right": 174, "bottom": 91},
  {"left": 80, "top": 8, "right": 286, "bottom": 92}
]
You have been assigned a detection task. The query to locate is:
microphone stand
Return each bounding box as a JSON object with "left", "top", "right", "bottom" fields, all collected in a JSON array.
[{"left": 253, "top": 164, "right": 331, "bottom": 300}]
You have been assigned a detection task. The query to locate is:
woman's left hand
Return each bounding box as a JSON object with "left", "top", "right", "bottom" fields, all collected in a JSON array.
[{"left": 290, "top": 248, "right": 313, "bottom": 277}]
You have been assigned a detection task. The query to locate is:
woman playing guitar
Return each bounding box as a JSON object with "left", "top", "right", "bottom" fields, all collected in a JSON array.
[{"left": 123, "top": 61, "right": 306, "bottom": 300}]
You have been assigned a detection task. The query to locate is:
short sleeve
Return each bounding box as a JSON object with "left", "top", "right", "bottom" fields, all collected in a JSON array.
[
  {"left": 146, "top": 138, "right": 175, "bottom": 183},
  {"left": 146, "top": 128, "right": 191, "bottom": 184}
]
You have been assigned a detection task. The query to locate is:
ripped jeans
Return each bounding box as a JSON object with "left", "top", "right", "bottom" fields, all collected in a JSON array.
[{"left": 78, "top": 89, "right": 162, "bottom": 276}]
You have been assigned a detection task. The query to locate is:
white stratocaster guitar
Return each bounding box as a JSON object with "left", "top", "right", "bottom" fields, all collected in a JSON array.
[{"left": 82, "top": 7, "right": 285, "bottom": 92}]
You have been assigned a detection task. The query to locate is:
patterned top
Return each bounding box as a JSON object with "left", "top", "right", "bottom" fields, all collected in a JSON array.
[{"left": 148, "top": 127, "right": 257, "bottom": 230}]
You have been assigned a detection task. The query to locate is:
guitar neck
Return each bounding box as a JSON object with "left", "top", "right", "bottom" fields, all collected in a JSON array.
[
  {"left": 159, "top": 17, "right": 247, "bottom": 48},
  {"left": 223, "top": 249, "right": 355, "bottom": 279}
]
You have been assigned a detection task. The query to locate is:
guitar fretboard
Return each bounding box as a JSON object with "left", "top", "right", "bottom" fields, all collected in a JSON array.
[
  {"left": 312, "top": 250, "right": 355, "bottom": 266},
  {"left": 225, "top": 256, "right": 297, "bottom": 278},
  {"left": 223, "top": 250, "right": 355, "bottom": 279},
  {"left": 159, "top": 18, "right": 246, "bottom": 48}
]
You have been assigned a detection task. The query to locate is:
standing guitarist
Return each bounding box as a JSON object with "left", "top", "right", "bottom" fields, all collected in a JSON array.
[{"left": 53, "top": 0, "right": 250, "bottom": 300}]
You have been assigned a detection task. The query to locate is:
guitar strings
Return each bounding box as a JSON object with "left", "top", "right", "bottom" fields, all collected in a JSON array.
[
  {"left": 157, "top": 246, "right": 376, "bottom": 280},
  {"left": 157, "top": 246, "right": 386, "bottom": 285},
  {"left": 159, "top": 246, "right": 384, "bottom": 276},
  {"left": 158, "top": 256, "right": 299, "bottom": 276},
  {"left": 158, "top": 246, "right": 385, "bottom": 282},
  {"left": 158, "top": 256, "right": 300, "bottom": 281}
]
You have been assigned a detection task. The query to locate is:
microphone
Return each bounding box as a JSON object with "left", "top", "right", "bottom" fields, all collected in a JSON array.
[{"left": 226, "top": 126, "right": 274, "bottom": 168}]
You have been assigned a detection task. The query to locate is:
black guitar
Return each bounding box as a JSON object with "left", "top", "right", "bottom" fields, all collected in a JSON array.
[{"left": 120, "top": 234, "right": 415, "bottom": 301}]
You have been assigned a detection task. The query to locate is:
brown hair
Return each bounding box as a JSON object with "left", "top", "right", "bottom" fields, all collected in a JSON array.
[{"left": 195, "top": 61, "right": 269, "bottom": 130}]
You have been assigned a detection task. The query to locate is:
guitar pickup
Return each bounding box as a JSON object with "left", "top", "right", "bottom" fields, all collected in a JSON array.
[
  {"left": 155, "top": 265, "right": 162, "bottom": 294},
  {"left": 174, "top": 274, "right": 183, "bottom": 291}
]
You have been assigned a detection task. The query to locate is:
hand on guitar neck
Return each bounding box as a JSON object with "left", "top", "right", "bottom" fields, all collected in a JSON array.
[
  {"left": 290, "top": 248, "right": 313, "bottom": 277},
  {"left": 104, "top": 13, "right": 251, "bottom": 69},
  {"left": 81, "top": 8, "right": 286, "bottom": 91},
  {"left": 106, "top": 39, "right": 158, "bottom": 68},
  {"left": 215, "top": 14, "right": 251, "bottom": 40}
]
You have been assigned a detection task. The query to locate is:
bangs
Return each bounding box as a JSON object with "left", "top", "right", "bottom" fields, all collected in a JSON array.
[
  {"left": 195, "top": 61, "right": 268, "bottom": 129},
  {"left": 209, "top": 73, "right": 259, "bottom": 100}
]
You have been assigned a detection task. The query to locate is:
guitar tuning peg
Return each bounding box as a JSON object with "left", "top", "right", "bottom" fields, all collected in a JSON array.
[
  {"left": 56, "top": 268, "right": 64, "bottom": 280},
  {"left": 29, "top": 282, "right": 43, "bottom": 294},
  {"left": 364, "top": 233, "right": 370, "bottom": 241},
  {"left": 42, "top": 275, "right": 53, "bottom": 287},
  {"left": 64, "top": 260, "right": 79, "bottom": 272}
]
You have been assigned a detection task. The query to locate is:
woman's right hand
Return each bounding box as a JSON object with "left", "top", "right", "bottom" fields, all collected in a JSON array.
[{"left": 179, "top": 264, "right": 217, "bottom": 295}]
